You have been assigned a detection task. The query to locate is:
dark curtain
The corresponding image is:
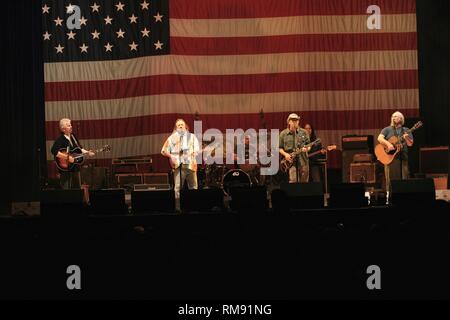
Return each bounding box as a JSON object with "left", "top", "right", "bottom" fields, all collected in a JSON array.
[
  {"left": 2, "top": 1, "right": 45, "bottom": 212},
  {"left": 417, "top": 0, "right": 450, "bottom": 146}
]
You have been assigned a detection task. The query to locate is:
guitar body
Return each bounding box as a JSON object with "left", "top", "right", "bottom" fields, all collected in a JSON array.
[
  {"left": 375, "top": 136, "right": 403, "bottom": 165},
  {"left": 280, "top": 158, "right": 294, "bottom": 173},
  {"left": 55, "top": 147, "right": 85, "bottom": 171},
  {"left": 280, "top": 152, "right": 297, "bottom": 173},
  {"left": 54, "top": 144, "right": 111, "bottom": 172},
  {"left": 168, "top": 154, "right": 180, "bottom": 169}
]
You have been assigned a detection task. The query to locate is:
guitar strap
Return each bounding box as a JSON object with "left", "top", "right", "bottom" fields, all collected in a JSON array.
[
  {"left": 394, "top": 126, "right": 405, "bottom": 161},
  {"left": 71, "top": 134, "right": 80, "bottom": 148}
]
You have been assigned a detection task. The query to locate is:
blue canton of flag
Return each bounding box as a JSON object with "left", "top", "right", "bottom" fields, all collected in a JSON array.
[{"left": 42, "top": 0, "right": 170, "bottom": 62}]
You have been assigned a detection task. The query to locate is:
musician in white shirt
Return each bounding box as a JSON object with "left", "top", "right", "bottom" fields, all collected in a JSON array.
[{"left": 161, "top": 119, "right": 200, "bottom": 211}]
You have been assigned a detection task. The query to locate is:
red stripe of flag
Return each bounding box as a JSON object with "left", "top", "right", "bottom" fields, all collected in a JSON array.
[
  {"left": 45, "top": 109, "right": 420, "bottom": 140},
  {"left": 171, "top": 33, "right": 418, "bottom": 56},
  {"left": 170, "top": 0, "right": 416, "bottom": 19},
  {"left": 45, "top": 70, "right": 419, "bottom": 102}
]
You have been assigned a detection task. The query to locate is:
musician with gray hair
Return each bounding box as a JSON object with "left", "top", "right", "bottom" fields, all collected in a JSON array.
[
  {"left": 161, "top": 119, "right": 200, "bottom": 211},
  {"left": 51, "top": 118, "right": 95, "bottom": 189},
  {"left": 377, "top": 111, "right": 414, "bottom": 193}
]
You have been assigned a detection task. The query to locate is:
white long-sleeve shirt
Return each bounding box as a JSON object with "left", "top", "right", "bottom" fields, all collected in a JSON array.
[{"left": 161, "top": 131, "right": 200, "bottom": 171}]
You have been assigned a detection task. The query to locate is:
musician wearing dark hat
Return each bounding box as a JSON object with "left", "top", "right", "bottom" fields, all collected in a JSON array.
[{"left": 279, "top": 113, "right": 311, "bottom": 183}]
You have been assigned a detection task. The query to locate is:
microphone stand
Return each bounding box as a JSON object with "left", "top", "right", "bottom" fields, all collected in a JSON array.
[
  {"left": 294, "top": 128, "right": 299, "bottom": 183},
  {"left": 67, "top": 146, "right": 71, "bottom": 189},
  {"left": 179, "top": 132, "right": 184, "bottom": 210}
]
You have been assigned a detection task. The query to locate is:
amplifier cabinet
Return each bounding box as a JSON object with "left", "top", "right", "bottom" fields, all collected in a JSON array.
[
  {"left": 425, "top": 174, "right": 448, "bottom": 190},
  {"left": 342, "top": 135, "right": 374, "bottom": 150},
  {"left": 143, "top": 173, "right": 170, "bottom": 185},
  {"left": 115, "top": 173, "right": 143, "bottom": 186},
  {"left": 420, "top": 146, "right": 449, "bottom": 175},
  {"left": 350, "top": 163, "right": 376, "bottom": 183}
]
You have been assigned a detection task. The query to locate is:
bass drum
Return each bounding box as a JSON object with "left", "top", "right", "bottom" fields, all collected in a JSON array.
[{"left": 222, "top": 169, "right": 251, "bottom": 196}]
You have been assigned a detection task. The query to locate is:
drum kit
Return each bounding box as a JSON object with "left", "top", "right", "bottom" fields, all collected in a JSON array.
[
  {"left": 197, "top": 141, "right": 262, "bottom": 195},
  {"left": 198, "top": 164, "right": 255, "bottom": 196}
]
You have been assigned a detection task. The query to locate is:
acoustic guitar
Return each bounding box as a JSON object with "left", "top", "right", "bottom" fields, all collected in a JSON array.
[
  {"left": 55, "top": 145, "right": 111, "bottom": 171},
  {"left": 374, "top": 121, "right": 423, "bottom": 165}
]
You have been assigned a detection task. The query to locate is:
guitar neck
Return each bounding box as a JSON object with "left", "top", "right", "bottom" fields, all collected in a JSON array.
[
  {"left": 308, "top": 149, "right": 323, "bottom": 158},
  {"left": 398, "top": 126, "right": 419, "bottom": 143},
  {"left": 292, "top": 139, "right": 319, "bottom": 156}
]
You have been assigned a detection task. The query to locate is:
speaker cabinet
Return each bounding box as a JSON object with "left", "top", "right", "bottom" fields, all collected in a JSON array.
[
  {"left": 350, "top": 163, "right": 376, "bottom": 183},
  {"left": 329, "top": 183, "right": 367, "bottom": 208},
  {"left": 116, "top": 173, "right": 142, "bottom": 187},
  {"left": 391, "top": 178, "right": 436, "bottom": 207},
  {"left": 342, "top": 135, "right": 374, "bottom": 150},
  {"left": 131, "top": 190, "right": 175, "bottom": 214},
  {"left": 342, "top": 149, "right": 370, "bottom": 183},
  {"left": 426, "top": 175, "right": 449, "bottom": 190},
  {"left": 40, "top": 189, "right": 85, "bottom": 218},
  {"left": 230, "top": 186, "right": 268, "bottom": 212},
  {"left": 420, "top": 146, "right": 449, "bottom": 175},
  {"left": 181, "top": 188, "right": 224, "bottom": 212},
  {"left": 279, "top": 182, "right": 324, "bottom": 209},
  {"left": 143, "top": 173, "right": 169, "bottom": 185},
  {"left": 89, "top": 189, "right": 128, "bottom": 215}
]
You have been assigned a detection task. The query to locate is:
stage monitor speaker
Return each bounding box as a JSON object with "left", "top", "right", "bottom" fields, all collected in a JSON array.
[
  {"left": 342, "top": 149, "right": 370, "bottom": 183},
  {"left": 89, "top": 189, "right": 128, "bottom": 215},
  {"left": 350, "top": 163, "right": 376, "bottom": 183},
  {"left": 230, "top": 186, "right": 268, "bottom": 213},
  {"left": 329, "top": 183, "right": 367, "bottom": 208},
  {"left": 280, "top": 182, "right": 324, "bottom": 209},
  {"left": 131, "top": 190, "right": 175, "bottom": 214},
  {"left": 40, "top": 189, "right": 85, "bottom": 218},
  {"left": 391, "top": 178, "right": 436, "bottom": 207},
  {"left": 181, "top": 188, "right": 224, "bottom": 212},
  {"left": 420, "top": 146, "right": 449, "bottom": 175}
]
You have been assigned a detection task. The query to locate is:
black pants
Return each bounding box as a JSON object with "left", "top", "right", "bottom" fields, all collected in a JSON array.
[{"left": 60, "top": 171, "right": 81, "bottom": 189}]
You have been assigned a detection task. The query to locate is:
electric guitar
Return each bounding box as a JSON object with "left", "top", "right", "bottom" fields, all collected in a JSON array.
[
  {"left": 374, "top": 121, "right": 423, "bottom": 165},
  {"left": 55, "top": 145, "right": 111, "bottom": 171},
  {"left": 280, "top": 139, "right": 321, "bottom": 173},
  {"left": 308, "top": 144, "right": 337, "bottom": 158}
]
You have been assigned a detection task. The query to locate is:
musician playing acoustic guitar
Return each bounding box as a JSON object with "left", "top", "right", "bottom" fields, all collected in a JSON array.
[
  {"left": 161, "top": 119, "right": 200, "bottom": 211},
  {"left": 377, "top": 111, "right": 414, "bottom": 193},
  {"left": 51, "top": 118, "right": 95, "bottom": 189}
]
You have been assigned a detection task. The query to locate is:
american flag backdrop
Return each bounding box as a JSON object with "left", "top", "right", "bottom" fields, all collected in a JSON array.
[{"left": 43, "top": 0, "right": 419, "bottom": 176}]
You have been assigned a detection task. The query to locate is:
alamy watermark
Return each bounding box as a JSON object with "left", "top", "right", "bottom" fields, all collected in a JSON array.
[{"left": 192, "top": 121, "right": 279, "bottom": 176}]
